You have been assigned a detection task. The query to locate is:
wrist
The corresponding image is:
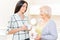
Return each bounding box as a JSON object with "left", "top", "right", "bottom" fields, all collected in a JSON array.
[{"left": 18, "top": 28, "right": 21, "bottom": 31}]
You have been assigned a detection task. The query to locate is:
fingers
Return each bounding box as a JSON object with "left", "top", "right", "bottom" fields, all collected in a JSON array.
[
  {"left": 35, "top": 35, "right": 41, "bottom": 40},
  {"left": 21, "top": 25, "right": 27, "bottom": 31}
]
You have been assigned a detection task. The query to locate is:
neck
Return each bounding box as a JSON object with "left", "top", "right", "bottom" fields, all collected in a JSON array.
[
  {"left": 43, "top": 18, "right": 49, "bottom": 22},
  {"left": 17, "top": 11, "right": 24, "bottom": 20}
]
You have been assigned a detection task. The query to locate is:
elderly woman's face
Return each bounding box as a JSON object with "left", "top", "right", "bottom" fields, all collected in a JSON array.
[
  {"left": 40, "top": 13, "right": 48, "bottom": 20},
  {"left": 40, "top": 6, "right": 51, "bottom": 20}
]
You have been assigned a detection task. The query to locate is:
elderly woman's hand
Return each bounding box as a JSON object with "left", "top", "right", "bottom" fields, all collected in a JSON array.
[{"left": 35, "top": 35, "right": 41, "bottom": 40}]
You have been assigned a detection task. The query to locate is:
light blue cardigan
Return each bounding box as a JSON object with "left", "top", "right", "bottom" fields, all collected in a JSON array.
[{"left": 41, "top": 20, "right": 58, "bottom": 40}]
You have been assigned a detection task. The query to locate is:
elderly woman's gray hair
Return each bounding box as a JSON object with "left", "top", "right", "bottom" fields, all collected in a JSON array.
[{"left": 40, "top": 6, "right": 51, "bottom": 16}]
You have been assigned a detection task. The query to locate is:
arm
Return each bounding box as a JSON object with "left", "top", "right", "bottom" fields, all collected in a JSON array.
[
  {"left": 8, "top": 25, "right": 27, "bottom": 34},
  {"left": 7, "top": 16, "right": 28, "bottom": 34},
  {"left": 8, "top": 27, "right": 21, "bottom": 34}
]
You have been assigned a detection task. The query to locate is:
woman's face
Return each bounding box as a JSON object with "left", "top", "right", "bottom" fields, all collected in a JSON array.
[{"left": 20, "top": 3, "right": 28, "bottom": 14}]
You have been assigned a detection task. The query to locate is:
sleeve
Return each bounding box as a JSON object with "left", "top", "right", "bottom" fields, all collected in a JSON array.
[
  {"left": 41, "top": 21, "right": 58, "bottom": 40},
  {"left": 7, "top": 15, "right": 15, "bottom": 33}
]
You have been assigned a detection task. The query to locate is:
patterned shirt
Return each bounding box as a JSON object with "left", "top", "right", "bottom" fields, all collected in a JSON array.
[{"left": 7, "top": 13, "right": 31, "bottom": 40}]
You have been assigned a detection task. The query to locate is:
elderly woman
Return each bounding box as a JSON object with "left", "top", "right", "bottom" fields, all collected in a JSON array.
[{"left": 35, "top": 6, "right": 58, "bottom": 40}]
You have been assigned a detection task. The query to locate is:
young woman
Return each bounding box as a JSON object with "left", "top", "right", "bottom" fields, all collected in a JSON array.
[
  {"left": 35, "top": 6, "right": 58, "bottom": 40},
  {"left": 7, "top": 0, "right": 30, "bottom": 40}
]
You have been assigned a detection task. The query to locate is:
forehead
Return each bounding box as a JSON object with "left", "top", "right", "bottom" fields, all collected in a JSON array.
[
  {"left": 40, "top": 6, "right": 51, "bottom": 10},
  {"left": 23, "top": 3, "right": 27, "bottom": 6}
]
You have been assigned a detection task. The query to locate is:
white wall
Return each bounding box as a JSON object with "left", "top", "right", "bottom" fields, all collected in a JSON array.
[
  {"left": 0, "top": 0, "right": 19, "bottom": 29},
  {"left": 25, "top": 0, "right": 60, "bottom": 15},
  {"left": 0, "top": 0, "right": 19, "bottom": 35}
]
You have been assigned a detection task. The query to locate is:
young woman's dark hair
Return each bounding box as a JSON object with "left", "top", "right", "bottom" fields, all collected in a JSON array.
[{"left": 14, "top": 0, "right": 28, "bottom": 14}]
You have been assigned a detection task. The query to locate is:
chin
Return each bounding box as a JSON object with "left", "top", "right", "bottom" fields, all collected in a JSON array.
[{"left": 22, "top": 11, "right": 25, "bottom": 14}]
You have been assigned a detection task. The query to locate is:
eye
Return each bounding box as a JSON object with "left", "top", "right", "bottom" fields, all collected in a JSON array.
[
  {"left": 22, "top": 3, "right": 27, "bottom": 8},
  {"left": 40, "top": 10, "right": 43, "bottom": 12},
  {"left": 22, "top": 5, "right": 26, "bottom": 7}
]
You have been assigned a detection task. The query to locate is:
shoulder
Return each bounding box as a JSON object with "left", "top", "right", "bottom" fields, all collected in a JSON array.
[
  {"left": 48, "top": 20, "right": 56, "bottom": 25},
  {"left": 47, "top": 19, "right": 56, "bottom": 29},
  {"left": 9, "top": 14, "right": 16, "bottom": 21}
]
